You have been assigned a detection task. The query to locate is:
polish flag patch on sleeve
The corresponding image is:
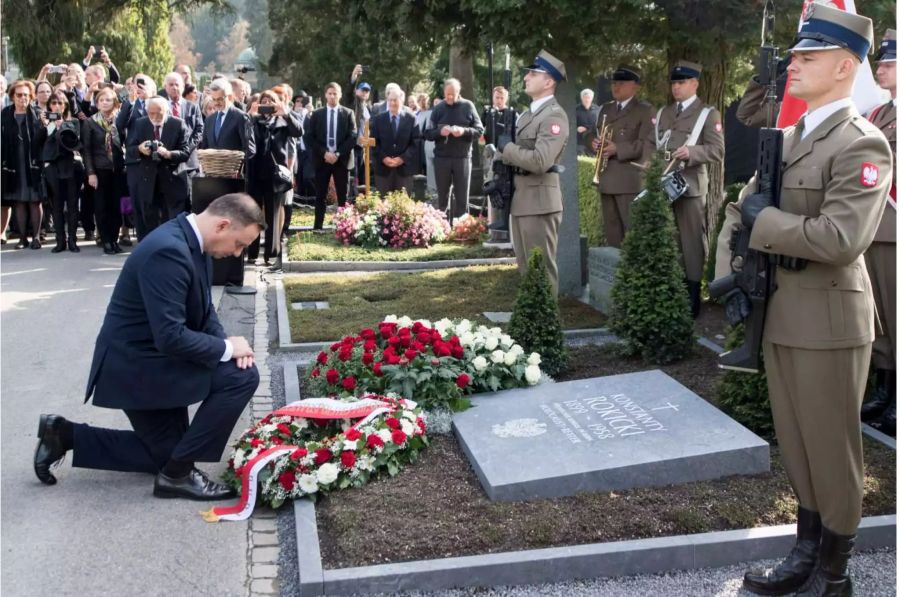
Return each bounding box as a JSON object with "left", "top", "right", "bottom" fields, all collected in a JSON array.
[
  {"left": 861, "top": 162, "right": 879, "bottom": 187},
  {"left": 715, "top": 122, "right": 722, "bottom": 133},
  {"left": 550, "top": 123, "right": 561, "bottom": 135}
]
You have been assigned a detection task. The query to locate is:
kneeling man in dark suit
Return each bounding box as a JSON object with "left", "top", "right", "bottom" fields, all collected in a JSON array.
[
  {"left": 370, "top": 87, "right": 420, "bottom": 194},
  {"left": 34, "top": 193, "right": 264, "bottom": 501}
]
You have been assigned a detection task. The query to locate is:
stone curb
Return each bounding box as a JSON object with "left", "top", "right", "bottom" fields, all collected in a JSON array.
[{"left": 283, "top": 257, "right": 516, "bottom": 273}]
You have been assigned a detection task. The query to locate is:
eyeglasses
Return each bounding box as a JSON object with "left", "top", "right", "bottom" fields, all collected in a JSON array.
[
  {"left": 49, "top": 100, "right": 63, "bottom": 105},
  {"left": 14, "top": 93, "right": 30, "bottom": 98}
]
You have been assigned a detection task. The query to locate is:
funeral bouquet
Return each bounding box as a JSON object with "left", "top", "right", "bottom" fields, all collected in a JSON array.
[
  {"left": 333, "top": 191, "right": 450, "bottom": 249},
  {"left": 449, "top": 214, "right": 488, "bottom": 243}
]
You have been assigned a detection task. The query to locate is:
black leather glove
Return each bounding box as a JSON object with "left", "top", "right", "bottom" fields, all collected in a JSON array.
[
  {"left": 723, "top": 288, "right": 751, "bottom": 325},
  {"left": 497, "top": 134, "right": 512, "bottom": 152},
  {"left": 740, "top": 192, "right": 774, "bottom": 229}
]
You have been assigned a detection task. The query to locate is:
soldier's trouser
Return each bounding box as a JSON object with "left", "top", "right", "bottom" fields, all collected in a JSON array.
[
  {"left": 672, "top": 193, "right": 707, "bottom": 282},
  {"left": 600, "top": 192, "right": 635, "bottom": 248},
  {"left": 864, "top": 241, "right": 896, "bottom": 370},
  {"left": 763, "top": 341, "right": 870, "bottom": 535},
  {"left": 510, "top": 211, "right": 561, "bottom": 296}
]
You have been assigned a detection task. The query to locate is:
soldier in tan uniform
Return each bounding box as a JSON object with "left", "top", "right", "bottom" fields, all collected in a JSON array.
[
  {"left": 655, "top": 60, "right": 725, "bottom": 317},
  {"left": 860, "top": 29, "right": 897, "bottom": 435},
  {"left": 497, "top": 50, "right": 569, "bottom": 295},
  {"left": 716, "top": 6, "right": 892, "bottom": 595},
  {"left": 591, "top": 65, "right": 655, "bottom": 247}
]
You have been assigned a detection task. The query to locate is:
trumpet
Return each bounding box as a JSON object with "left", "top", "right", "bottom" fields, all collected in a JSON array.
[{"left": 591, "top": 114, "right": 613, "bottom": 185}]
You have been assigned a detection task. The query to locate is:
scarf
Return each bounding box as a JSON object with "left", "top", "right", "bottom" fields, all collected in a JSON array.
[{"left": 92, "top": 111, "right": 120, "bottom": 161}]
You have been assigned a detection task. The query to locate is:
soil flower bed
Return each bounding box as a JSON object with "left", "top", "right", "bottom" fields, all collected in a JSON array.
[
  {"left": 287, "top": 231, "right": 511, "bottom": 263},
  {"left": 314, "top": 344, "right": 896, "bottom": 569},
  {"left": 283, "top": 266, "right": 606, "bottom": 343}
]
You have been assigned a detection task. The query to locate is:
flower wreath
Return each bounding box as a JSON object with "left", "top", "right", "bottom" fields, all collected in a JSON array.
[{"left": 202, "top": 393, "right": 427, "bottom": 522}]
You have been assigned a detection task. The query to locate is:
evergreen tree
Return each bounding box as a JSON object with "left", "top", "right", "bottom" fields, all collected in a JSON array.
[{"left": 716, "top": 324, "right": 773, "bottom": 438}]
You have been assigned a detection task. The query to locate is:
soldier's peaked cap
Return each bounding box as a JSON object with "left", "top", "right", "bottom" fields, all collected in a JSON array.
[
  {"left": 790, "top": 3, "right": 874, "bottom": 62},
  {"left": 523, "top": 50, "right": 567, "bottom": 82},
  {"left": 876, "top": 29, "right": 896, "bottom": 62},
  {"left": 670, "top": 60, "right": 702, "bottom": 81}
]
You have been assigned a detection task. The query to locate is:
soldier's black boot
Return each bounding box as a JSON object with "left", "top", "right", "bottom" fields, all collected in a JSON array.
[
  {"left": 861, "top": 369, "right": 891, "bottom": 422},
  {"left": 743, "top": 506, "right": 821, "bottom": 595},
  {"left": 795, "top": 527, "right": 855, "bottom": 596}
]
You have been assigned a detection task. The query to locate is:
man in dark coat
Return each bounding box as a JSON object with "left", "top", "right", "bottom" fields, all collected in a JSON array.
[
  {"left": 33, "top": 193, "right": 263, "bottom": 500},
  {"left": 200, "top": 78, "right": 255, "bottom": 159}
]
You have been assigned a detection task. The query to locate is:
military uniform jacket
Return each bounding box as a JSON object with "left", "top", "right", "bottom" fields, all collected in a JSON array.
[
  {"left": 868, "top": 100, "right": 896, "bottom": 243},
  {"left": 736, "top": 77, "right": 783, "bottom": 129},
  {"left": 715, "top": 106, "right": 893, "bottom": 350},
  {"left": 655, "top": 99, "right": 725, "bottom": 198},
  {"left": 501, "top": 97, "right": 569, "bottom": 216},
  {"left": 596, "top": 98, "right": 655, "bottom": 195}
]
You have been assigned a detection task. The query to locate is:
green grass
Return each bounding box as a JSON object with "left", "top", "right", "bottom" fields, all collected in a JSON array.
[
  {"left": 290, "top": 210, "right": 330, "bottom": 228},
  {"left": 284, "top": 265, "right": 606, "bottom": 342},
  {"left": 287, "top": 232, "right": 513, "bottom": 262}
]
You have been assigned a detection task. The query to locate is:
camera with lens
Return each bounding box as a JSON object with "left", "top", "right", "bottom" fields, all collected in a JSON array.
[
  {"left": 58, "top": 120, "right": 81, "bottom": 152},
  {"left": 47, "top": 112, "right": 61, "bottom": 122},
  {"left": 235, "top": 66, "right": 256, "bottom": 74},
  {"left": 148, "top": 140, "right": 161, "bottom": 162}
]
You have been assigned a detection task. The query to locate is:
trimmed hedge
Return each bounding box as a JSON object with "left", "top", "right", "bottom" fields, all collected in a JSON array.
[
  {"left": 577, "top": 155, "right": 604, "bottom": 247},
  {"left": 717, "top": 324, "right": 774, "bottom": 438}
]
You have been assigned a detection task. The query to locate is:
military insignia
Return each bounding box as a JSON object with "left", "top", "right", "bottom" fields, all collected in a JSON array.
[
  {"left": 651, "top": 117, "right": 657, "bottom": 125},
  {"left": 715, "top": 122, "right": 722, "bottom": 133},
  {"left": 550, "top": 123, "right": 561, "bottom": 135},
  {"left": 861, "top": 162, "right": 879, "bottom": 187}
]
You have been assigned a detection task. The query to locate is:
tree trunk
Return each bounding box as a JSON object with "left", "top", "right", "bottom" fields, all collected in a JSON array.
[
  {"left": 449, "top": 41, "right": 475, "bottom": 102},
  {"left": 699, "top": 43, "right": 727, "bottom": 251}
]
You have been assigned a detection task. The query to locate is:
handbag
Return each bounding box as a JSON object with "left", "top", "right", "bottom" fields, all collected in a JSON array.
[
  {"left": 272, "top": 161, "right": 294, "bottom": 193},
  {"left": 120, "top": 195, "right": 134, "bottom": 215}
]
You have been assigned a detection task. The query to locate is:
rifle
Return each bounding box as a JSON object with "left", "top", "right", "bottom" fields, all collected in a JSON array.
[
  {"left": 707, "top": 0, "right": 783, "bottom": 373},
  {"left": 483, "top": 42, "right": 516, "bottom": 221}
]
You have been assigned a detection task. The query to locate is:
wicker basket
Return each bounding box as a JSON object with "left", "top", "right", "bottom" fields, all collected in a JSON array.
[{"left": 197, "top": 149, "right": 245, "bottom": 178}]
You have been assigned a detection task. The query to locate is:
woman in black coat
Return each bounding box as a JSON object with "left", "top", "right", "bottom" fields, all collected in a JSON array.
[
  {"left": 246, "top": 90, "right": 303, "bottom": 269},
  {"left": 82, "top": 87, "right": 125, "bottom": 254},
  {"left": 1, "top": 80, "right": 44, "bottom": 248},
  {"left": 37, "top": 89, "right": 84, "bottom": 253}
]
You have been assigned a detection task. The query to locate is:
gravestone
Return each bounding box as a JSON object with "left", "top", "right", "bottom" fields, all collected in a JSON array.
[
  {"left": 483, "top": 311, "right": 512, "bottom": 324},
  {"left": 588, "top": 246, "right": 620, "bottom": 315},
  {"left": 452, "top": 370, "right": 769, "bottom": 501}
]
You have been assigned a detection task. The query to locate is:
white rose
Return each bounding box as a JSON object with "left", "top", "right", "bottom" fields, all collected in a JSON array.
[
  {"left": 476, "top": 325, "right": 489, "bottom": 336},
  {"left": 401, "top": 419, "right": 415, "bottom": 435},
  {"left": 456, "top": 319, "right": 472, "bottom": 333},
  {"left": 377, "top": 429, "right": 393, "bottom": 444},
  {"left": 510, "top": 344, "right": 524, "bottom": 355},
  {"left": 415, "top": 319, "right": 432, "bottom": 329},
  {"left": 343, "top": 440, "right": 358, "bottom": 451},
  {"left": 232, "top": 450, "right": 245, "bottom": 470},
  {"left": 525, "top": 365, "right": 542, "bottom": 385},
  {"left": 504, "top": 351, "right": 518, "bottom": 366},
  {"left": 298, "top": 474, "right": 319, "bottom": 494},
  {"left": 500, "top": 334, "right": 513, "bottom": 348},
  {"left": 489, "top": 326, "right": 502, "bottom": 337},
  {"left": 383, "top": 315, "right": 398, "bottom": 324},
  {"left": 472, "top": 356, "right": 488, "bottom": 371},
  {"left": 293, "top": 417, "right": 308, "bottom": 430},
  {"left": 437, "top": 317, "right": 453, "bottom": 330},
  {"left": 460, "top": 331, "right": 476, "bottom": 347},
  {"left": 484, "top": 336, "right": 499, "bottom": 351},
  {"left": 316, "top": 462, "right": 340, "bottom": 485},
  {"left": 402, "top": 409, "right": 418, "bottom": 421},
  {"left": 398, "top": 316, "right": 413, "bottom": 328},
  {"left": 527, "top": 352, "right": 542, "bottom": 366},
  {"left": 490, "top": 350, "right": 505, "bottom": 364}
]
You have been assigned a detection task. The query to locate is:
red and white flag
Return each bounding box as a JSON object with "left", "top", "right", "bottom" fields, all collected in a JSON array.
[{"left": 776, "top": 0, "right": 882, "bottom": 128}]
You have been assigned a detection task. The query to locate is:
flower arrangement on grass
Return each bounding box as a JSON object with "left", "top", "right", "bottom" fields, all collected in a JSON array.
[
  {"left": 449, "top": 214, "right": 488, "bottom": 243},
  {"left": 223, "top": 394, "right": 427, "bottom": 509},
  {"left": 333, "top": 191, "right": 450, "bottom": 249},
  {"left": 306, "top": 315, "right": 544, "bottom": 412}
]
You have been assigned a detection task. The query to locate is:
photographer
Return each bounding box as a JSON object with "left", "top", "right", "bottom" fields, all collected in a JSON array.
[
  {"left": 246, "top": 90, "right": 303, "bottom": 270},
  {"left": 2, "top": 80, "right": 44, "bottom": 249},
  {"left": 82, "top": 87, "right": 125, "bottom": 254},
  {"left": 37, "top": 89, "right": 84, "bottom": 253},
  {"left": 124, "top": 97, "right": 191, "bottom": 239},
  {"left": 82, "top": 46, "right": 121, "bottom": 85}
]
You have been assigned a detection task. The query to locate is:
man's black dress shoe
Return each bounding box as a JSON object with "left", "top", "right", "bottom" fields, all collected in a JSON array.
[
  {"left": 83, "top": 230, "right": 95, "bottom": 241},
  {"left": 153, "top": 468, "right": 236, "bottom": 501},
  {"left": 34, "top": 414, "right": 69, "bottom": 485}
]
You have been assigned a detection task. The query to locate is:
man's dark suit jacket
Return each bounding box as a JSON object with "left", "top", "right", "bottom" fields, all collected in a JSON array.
[
  {"left": 164, "top": 95, "right": 204, "bottom": 173},
  {"left": 304, "top": 105, "right": 357, "bottom": 169},
  {"left": 115, "top": 97, "right": 148, "bottom": 143},
  {"left": 86, "top": 213, "right": 227, "bottom": 410},
  {"left": 200, "top": 107, "right": 256, "bottom": 159},
  {"left": 370, "top": 110, "right": 421, "bottom": 177},
  {"left": 124, "top": 116, "right": 191, "bottom": 208}
]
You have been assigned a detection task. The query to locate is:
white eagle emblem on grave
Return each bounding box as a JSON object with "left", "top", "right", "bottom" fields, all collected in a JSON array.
[{"left": 492, "top": 418, "right": 548, "bottom": 438}]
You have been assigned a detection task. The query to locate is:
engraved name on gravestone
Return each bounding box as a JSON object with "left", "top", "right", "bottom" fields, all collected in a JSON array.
[{"left": 453, "top": 370, "right": 770, "bottom": 501}]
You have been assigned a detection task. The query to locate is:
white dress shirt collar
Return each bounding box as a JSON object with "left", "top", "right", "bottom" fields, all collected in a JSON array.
[
  {"left": 801, "top": 97, "right": 854, "bottom": 139},
  {"left": 679, "top": 95, "right": 698, "bottom": 111},
  {"left": 529, "top": 95, "right": 554, "bottom": 114},
  {"left": 186, "top": 213, "right": 204, "bottom": 254},
  {"left": 617, "top": 97, "right": 633, "bottom": 110}
]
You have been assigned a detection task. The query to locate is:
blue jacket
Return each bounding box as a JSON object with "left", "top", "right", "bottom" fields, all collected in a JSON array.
[{"left": 85, "top": 214, "right": 227, "bottom": 410}]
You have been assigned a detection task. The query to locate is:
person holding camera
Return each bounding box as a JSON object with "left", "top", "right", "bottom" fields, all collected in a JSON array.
[
  {"left": 37, "top": 89, "right": 84, "bottom": 253},
  {"left": 116, "top": 74, "right": 156, "bottom": 143},
  {"left": 124, "top": 97, "right": 192, "bottom": 239},
  {"left": 2, "top": 80, "right": 44, "bottom": 249},
  {"left": 246, "top": 90, "right": 303, "bottom": 270},
  {"left": 83, "top": 87, "right": 126, "bottom": 254}
]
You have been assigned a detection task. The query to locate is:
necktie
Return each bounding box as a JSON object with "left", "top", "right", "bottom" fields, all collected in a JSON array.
[
  {"left": 215, "top": 110, "right": 224, "bottom": 141},
  {"left": 795, "top": 115, "right": 806, "bottom": 141},
  {"left": 676, "top": 102, "right": 683, "bottom": 117},
  {"left": 616, "top": 103, "right": 622, "bottom": 114},
  {"left": 328, "top": 108, "right": 336, "bottom": 151},
  {"left": 171, "top": 100, "right": 180, "bottom": 118},
  {"left": 136, "top": 99, "right": 144, "bottom": 116},
  {"left": 392, "top": 114, "right": 398, "bottom": 135},
  {"left": 154, "top": 125, "right": 160, "bottom": 141}
]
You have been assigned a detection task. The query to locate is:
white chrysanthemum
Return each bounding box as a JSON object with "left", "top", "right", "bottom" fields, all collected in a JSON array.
[
  {"left": 401, "top": 419, "right": 415, "bottom": 435},
  {"left": 472, "top": 356, "right": 488, "bottom": 371},
  {"left": 357, "top": 454, "right": 374, "bottom": 471},
  {"left": 500, "top": 334, "right": 513, "bottom": 348},
  {"left": 504, "top": 351, "right": 518, "bottom": 366},
  {"left": 527, "top": 352, "right": 542, "bottom": 366},
  {"left": 484, "top": 336, "right": 499, "bottom": 351},
  {"left": 377, "top": 429, "right": 393, "bottom": 444},
  {"left": 294, "top": 417, "right": 309, "bottom": 430},
  {"left": 490, "top": 350, "right": 505, "bottom": 364},
  {"left": 259, "top": 424, "right": 278, "bottom": 437},
  {"left": 316, "top": 463, "right": 339, "bottom": 485},
  {"left": 298, "top": 474, "right": 318, "bottom": 494},
  {"left": 383, "top": 314, "right": 398, "bottom": 323},
  {"left": 232, "top": 450, "right": 245, "bottom": 470},
  {"left": 456, "top": 319, "right": 472, "bottom": 333},
  {"left": 525, "top": 365, "right": 542, "bottom": 385}
]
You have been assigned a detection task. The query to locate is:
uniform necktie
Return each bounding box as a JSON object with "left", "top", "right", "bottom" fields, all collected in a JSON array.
[
  {"left": 153, "top": 125, "right": 160, "bottom": 141},
  {"left": 392, "top": 114, "right": 398, "bottom": 135},
  {"left": 676, "top": 102, "right": 683, "bottom": 117},
  {"left": 795, "top": 115, "right": 806, "bottom": 141},
  {"left": 215, "top": 110, "right": 224, "bottom": 141},
  {"left": 171, "top": 100, "right": 180, "bottom": 118}
]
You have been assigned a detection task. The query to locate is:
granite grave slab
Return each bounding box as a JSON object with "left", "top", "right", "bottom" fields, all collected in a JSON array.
[{"left": 452, "top": 370, "right": 770, "bottom": 501}]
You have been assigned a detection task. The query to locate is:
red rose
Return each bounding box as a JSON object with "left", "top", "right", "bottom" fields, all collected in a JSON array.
[
  {"left": 316, "top": 351, "right": 328, "bottom": 364},
  {"left": 291, "top": 448, "right": 308, "bottom": 460},
  {"left": 314, "top": 448, "right": 332, "bottom": 464},
  {"left": 380, "top": 327, "right": 393, "bottom": 339},
  {"left": 342, "top": 376, "right": 357, "bottom": 391},
  {"left": 434, "top": 343, "right": 451, "bottom": 357},
  {"left": 417, "top": 417, "right": 427, "bottom": 433},
  {"left": 366, "top": 434, "right": 384, "bottom": 449},
  {"left": 345, "top": 428, "right": 362, "bottom": 441},
  {"left": 411, "top": 341, "right": 425, "bottom": 352},
  {"left": 399, "top": 357, "right": 409, "bottom": 366},
  {"left": 431, "top": 331, "right": 442, "bottom": 343},
  {"left": 452, "top": 346, "right": 465, "bottom": 359},
  {"left": 311, "top": 368, "right": 321, "bottom": 378},
  {"left": 279, "top": 470, "right": 296, "bottom": 491},
  {"left": 373, "top": 362, "right": 384, "bottom": 376},
  {"left": 250, "top": 438, "right": 262, "bottom": 447},
  {"left": 412, "top": 321, "right": 424, "bottom": 332},
  {"left": 448, "top": 335, "right": 460, "bottom": 346},
  {"left": 388, "top": 335, "right": 401, "bottom": 346},
  {"left": 277, "top": 423, "right": 292, "bottom": 435},
  {"left": 363, "top": 339, "right": 377, "bottom": 352},
  {"left": 386, "top": 353, "right": 401, "bottom": 365},
  {"left": 360, "top": 328, "right": 376, "bottom": 340},
  {"left": 400, "top": 336, "right": 412, "bottom": 348},
  {"left": 404, "top": 349, "right": 418, "bottom": 360},
  {"left": 385, "top": 417, "right": 401, "bottom": 429},
  {"left": 398, "top": 327, "right": 411, "bottom": 337},
  {"left": 271, "top": 437, "right": 283, "bottom": 445},
  {"left": 362, "top": 352, "right": 374, "bottom": 365},
  {"left": 330, "top": 342, "right": 341, "bottom": 351},
  {"left": 456, "top": 373, "right": 470, "bottom": 389},
  {"left": 391, "top": 430, "right": 407, "bottom": 445},
  {"left": 340, "top": 451, "right": 356, "bottom": 469},
  {"left": 431, "top": 358, "right": 440, "bottom": 366},
  {"left": 417, "top": 332, "right": 432, "bottom": 344},
  {"left": 326, "top": 368, "right": 340, "bottom": 385}
]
